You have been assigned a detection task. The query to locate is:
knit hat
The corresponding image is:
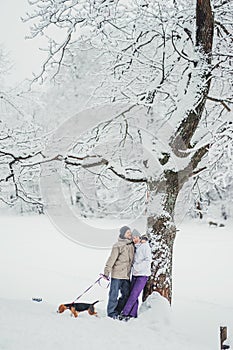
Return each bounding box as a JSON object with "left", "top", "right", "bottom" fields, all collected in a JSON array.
[
  {"left": 119, "top": 226, "right": 130, "bottom": 239},
  {"left": 131, "top": 229, "right": 141, "bottom": 237},
  {"left": 140, "top": 234, "right": 149, "bottom": 241}
]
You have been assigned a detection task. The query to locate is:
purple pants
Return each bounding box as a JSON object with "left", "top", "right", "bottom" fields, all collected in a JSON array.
[{"left": 122, "top": 275, "right": 148, "bottom": 318}]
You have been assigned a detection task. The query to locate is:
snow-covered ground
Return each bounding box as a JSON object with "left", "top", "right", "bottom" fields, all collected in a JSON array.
[{"left": 0, "top": 215, "right": 232, "bottom": 350}]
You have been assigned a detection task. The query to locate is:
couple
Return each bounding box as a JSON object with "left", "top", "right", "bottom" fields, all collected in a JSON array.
[{"left": 103, "top": 225, "right": 152, "bottom": 321}]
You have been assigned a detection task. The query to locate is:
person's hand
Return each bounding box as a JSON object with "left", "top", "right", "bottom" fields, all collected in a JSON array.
[{"left": 100, "top": 273, "right": 110, "bottom": 281}]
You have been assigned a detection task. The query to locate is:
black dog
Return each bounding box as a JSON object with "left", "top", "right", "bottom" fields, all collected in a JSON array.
[{"left": 58, "top": 300, "right": 99, "bottom": 317}]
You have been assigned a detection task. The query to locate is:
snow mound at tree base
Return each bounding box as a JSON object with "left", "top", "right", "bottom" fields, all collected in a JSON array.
[{"left": 139, "top": 292, "right": 171, "bottom": 329}]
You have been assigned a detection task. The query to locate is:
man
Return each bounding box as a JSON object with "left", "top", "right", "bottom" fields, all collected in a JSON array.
[
  {"left": 103, "top": 226, "right": 134, "bottom": 319},
  {"left": 118, "top": 229, "right": 152, "bottom": 321}
]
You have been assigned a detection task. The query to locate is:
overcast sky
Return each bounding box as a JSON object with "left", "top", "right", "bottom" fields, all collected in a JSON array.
[{"left": 1, "top": 1, "right": 46, "bottom": 84}]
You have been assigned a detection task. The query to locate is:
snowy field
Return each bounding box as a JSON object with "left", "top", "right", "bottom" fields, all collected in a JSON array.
[{"left": 0, "top": 215, "right": 233, "bottom": 350}]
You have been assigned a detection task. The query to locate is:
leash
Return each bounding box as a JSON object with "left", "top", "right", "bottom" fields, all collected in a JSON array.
[{"left": 72, "top": 274, "right": 110, "bottom": 303}]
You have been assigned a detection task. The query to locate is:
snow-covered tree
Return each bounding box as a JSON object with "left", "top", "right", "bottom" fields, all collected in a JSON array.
[{"left": 3, "top": 0, "right": 231, "bottom": 303}]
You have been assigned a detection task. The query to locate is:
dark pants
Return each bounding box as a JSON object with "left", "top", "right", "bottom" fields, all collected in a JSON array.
[
  {"left": 107, "top": 278, "right": 130, "bottom": 318},
  {"left": 122, "top": 275, "right": 148, "bottom": 318}
]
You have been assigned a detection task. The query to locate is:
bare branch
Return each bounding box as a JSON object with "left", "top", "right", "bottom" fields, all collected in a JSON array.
[
  {"left": 215, "top": 20, "right": 233, "bottom": 42},
  {"left": 171, "top": 31, "right": 196, "bottom": 63},
  {"left": 108, "top": 166, "right": 147, "bottom": 183},
  {"left": 207, "top": 96, "right": 232, "bottom": 112}
]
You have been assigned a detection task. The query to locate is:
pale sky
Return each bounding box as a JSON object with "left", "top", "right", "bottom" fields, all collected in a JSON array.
[{"left": 0, "top": 1, "right": 46, "bottom": 84}]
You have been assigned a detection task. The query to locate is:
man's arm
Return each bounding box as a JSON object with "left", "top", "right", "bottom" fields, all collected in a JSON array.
[{"left": 104, "top": 246, "right": 119, "bottom": 278}]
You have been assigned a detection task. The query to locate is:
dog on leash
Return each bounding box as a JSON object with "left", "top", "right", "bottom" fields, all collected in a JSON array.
[{"left": 57, "top": 300, "right": 99, "bottom": 318}]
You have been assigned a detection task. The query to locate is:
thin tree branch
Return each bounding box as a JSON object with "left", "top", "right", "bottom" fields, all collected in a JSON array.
[{"left": 207, "top": 96, "right": 231, "bottom": 111}]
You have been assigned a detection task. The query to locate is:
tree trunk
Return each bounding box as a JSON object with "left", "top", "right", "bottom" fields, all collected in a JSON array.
[
  {"left": 196, "top": 0, "right": 214, "bottom": 61},
  {"left": 143, "top": 0, "right": 214, "bottom": 304},
  {"left": 143, "top": 214, "right": 176, "bottom": 303},
  {"left": 143, "top": 171, "right": 179, "bottom": 304}
]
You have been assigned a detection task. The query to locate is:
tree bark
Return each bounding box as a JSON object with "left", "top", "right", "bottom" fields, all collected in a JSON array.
[
  {"left": 143, "top": 171, "right": 179, "bottom": 304},
  {"left": 142, "top": 216, "right": 176, "bottom": 303},
  {"left": 196, "top": 0, "right": 214, "bottom": 60}
]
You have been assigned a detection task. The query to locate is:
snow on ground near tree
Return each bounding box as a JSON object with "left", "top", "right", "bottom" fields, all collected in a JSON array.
[{"left": 0, "top": 215, "right": 233, "bottom": 350}]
